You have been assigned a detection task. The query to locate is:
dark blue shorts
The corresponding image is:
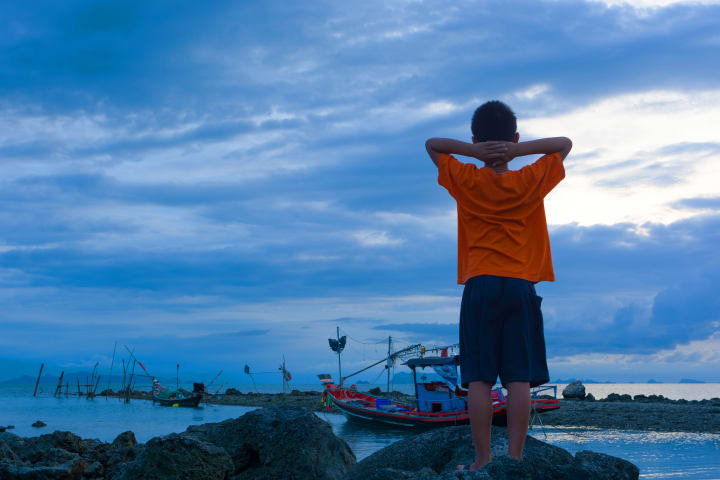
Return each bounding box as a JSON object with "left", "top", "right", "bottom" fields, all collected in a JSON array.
[{"left": 459, "top": 274, "right": 549, "bottom": 389}]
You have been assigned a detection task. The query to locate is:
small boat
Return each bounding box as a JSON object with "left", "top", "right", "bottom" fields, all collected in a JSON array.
[
  {"left": 152, "top": 378, "right": 202, "bottom": 407},
  {"left": 318, "top": 353, "right": 560, "bottom": 428}
]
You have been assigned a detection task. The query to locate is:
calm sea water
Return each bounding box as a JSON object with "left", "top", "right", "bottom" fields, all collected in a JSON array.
[{"left": 2, "top": 385, "right": 718, "bottom": 479}]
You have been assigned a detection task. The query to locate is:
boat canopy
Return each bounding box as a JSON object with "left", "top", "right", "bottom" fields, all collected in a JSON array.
[{"left": 403, "top": 355, "right": 459, "bottom": 368}]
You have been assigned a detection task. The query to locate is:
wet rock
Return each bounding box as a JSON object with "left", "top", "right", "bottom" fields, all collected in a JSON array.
[
  {"left": 7, "top": 425, "right": 15, "bottom": 429},
  {"left": 32, "top": 420, "right": 47, "bottom": 428},
  {"left": 368, "top": 387, "right": 382, "bottom": 395},
  {"left": 185, "top": 405, "right": 356, "bottom": 480},
  {"left": 112, "top": 431, "right": 137, "bottom": 448},
  {"left": 585, "top": 393, "right": 596, "bottom": 402},
  {"left": 562, "top": 380, "right": 586, "bottom": 400},
  {"left": 0, "top": 426, "right": 5, "bottom": 433},
  {"left": 605, "top": 393, "right": 632, "bottom": 402},
  {"left": 0, "top": 437, "right": 20, "bottom": 463},
  {"left": 114, "top": 433, "right": 233, "bottom": 480},
  {"left": 349, "top": 425, "right": 638, "bottom": 480},
  {"left": 225, "top": 388, "right": 241, "bottom": 396},
  {"left": 0, "top": 457, "right": 86, "bottom": 479}
]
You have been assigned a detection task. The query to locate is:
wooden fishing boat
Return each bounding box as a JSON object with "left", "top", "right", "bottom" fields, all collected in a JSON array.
[
  {"left": 318, "top": 354, "right": 560, "bottom": 428},
  {"left": 151, "top": 378, "right": 202, "bottom": 407},
  {"left": 152, "top": 389, "right": 202, "bottom": 407}
]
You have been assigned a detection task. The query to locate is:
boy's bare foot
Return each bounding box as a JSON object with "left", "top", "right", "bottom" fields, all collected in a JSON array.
[{"left": 455, "top": 459, "right": 487, "bottom": 471}]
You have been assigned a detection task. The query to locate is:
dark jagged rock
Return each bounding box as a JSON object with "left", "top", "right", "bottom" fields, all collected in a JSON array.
[
  {"left": 605, "top": 393, "right": 632, "bottom": 402},
  {"left": 112, "top": 431, "right": 137, "bottom": 448},
  {"left": 585, "top": 393, "right": 596, "bottom": 402},
  {"left": 0, "top": 426, "right": 5, "bottom": 433},
  {"left": 348, "top": 425, "right": 639, "bottom": 480},
  {"left": 185, "top": 405, "right": 356, "bottom": 480},
  {"left": 368, "top": 387, "right": 382, "bottom": 395},
  {"left": 562, "top": 380, "right": 586, "bottom": 400},
  {"left": 32, "top": 420, "right": 47, "bottom": 428},
  {"left": 0, "top": 406, "right": 639, "bottom": 480},
  {"left": 113, "top": 433, "right": 234, "bottom": 480},
  {"left": 225, "top": 387, "right": 241, "bottom": 396}
]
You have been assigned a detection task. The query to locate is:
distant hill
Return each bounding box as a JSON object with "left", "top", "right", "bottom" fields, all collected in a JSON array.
[
  {"left": 679, "top": 378, "right": 705, "bottom": 384},
  {"left": 552, "top": 378, "right": 612, "bottom": 384},
  {"left": 0, "top": 372, "right": 156, "bottom": 387},
  {"left": 647, "top": 379, "right": 662, "bottom": 384}
]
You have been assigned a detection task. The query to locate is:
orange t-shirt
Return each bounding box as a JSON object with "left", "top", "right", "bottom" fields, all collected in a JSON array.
[{"left": 437, "top": 152, "right": 565, "bottom": 284}]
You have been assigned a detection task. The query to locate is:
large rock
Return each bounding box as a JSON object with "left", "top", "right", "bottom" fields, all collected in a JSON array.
[
  {"left": 113, "top": 433, "right": 234, "bottom": 480},
  {"left": 348, "top": 425, "right": 639, "bottom": 480},
  {"left": 562, "top": 380, "right": 586, "bottom": 400},
  {"left": 185, "top": 405, "right": 356, "bottom": 480}
]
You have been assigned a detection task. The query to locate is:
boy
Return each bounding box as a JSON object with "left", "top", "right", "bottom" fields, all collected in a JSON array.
[{"left": 425, "top": 100, "right": 571, "bottom": 471}]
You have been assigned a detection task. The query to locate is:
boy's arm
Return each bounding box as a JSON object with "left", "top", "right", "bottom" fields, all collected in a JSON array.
[
  {"left": 425, "top": 138, "right": 508, "bottom": 167},
  {"left": 504, "top": 137, "right": 573, "bottom": 162}
]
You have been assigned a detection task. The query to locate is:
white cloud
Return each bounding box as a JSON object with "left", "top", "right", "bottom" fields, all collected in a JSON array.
[
  {"left": 351, "top": 229, "right": 405, "bottom": 247},
  {"left": 513, "top": 83, "right": 550, "bottom": 100},
  {"left": 520, "top": 88, "right": 720, "bottom": 226},
  {"left": 592, "top": 0, "right": 720, "bottom": 8}
]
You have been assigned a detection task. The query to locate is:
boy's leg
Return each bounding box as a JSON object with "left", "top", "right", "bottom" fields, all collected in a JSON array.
[
  {"left": 498, "top": 278, "right": 549, "bottom": 459},
  {"left": 505, "top": 381, "right": 531, "bottom": 458},
  {"left": 456, "top": 381, "right": 493, "bottom": 471},
  {"left": 457, "top": 275, "right": 503, "bottom": 472}
]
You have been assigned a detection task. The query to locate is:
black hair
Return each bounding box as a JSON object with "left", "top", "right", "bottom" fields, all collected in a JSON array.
[{"left": 471, "top": 100, "right": 517, "bottom": 142}]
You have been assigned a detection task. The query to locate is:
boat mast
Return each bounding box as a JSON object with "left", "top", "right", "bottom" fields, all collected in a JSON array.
[
  {"left": 386, "top": 336, "right": 392, "bottom": 396},
  {"left": 337, "top": 326, "right": 342, "bottom": 384}
]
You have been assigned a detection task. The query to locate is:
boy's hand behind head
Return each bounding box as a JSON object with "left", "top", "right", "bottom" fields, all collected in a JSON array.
[{"left": 470, "top": 141, "right": 508, "bottom": 165}]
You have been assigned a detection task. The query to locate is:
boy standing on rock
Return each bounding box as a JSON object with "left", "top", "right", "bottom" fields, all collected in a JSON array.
[{"left": 425, "top": 100, "right": 571, "bottom": 471}]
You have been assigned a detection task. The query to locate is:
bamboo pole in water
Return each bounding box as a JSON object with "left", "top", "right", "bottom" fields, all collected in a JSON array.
[
  {"left": 54, "top": 371, "right": 64, "bottom": 397},
  {"left": 33, "top": 363, "right": 44, "bottom": 397},
  {"left": 107, "top": 341, "right": 117, "bottom": 394},
  {"left": 125, "top": 359, "right": 136, "bottom": 403}
]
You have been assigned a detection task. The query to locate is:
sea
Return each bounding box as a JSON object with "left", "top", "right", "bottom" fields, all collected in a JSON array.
[{"left": 1, "top": 383, "right": 718, "bottom": 479}]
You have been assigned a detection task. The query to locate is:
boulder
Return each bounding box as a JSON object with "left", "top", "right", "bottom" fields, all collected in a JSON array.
[
  {"left": 561, "top": 380, "right": 586, "bottom": 400},
  {"left": 113, "top": 433, "right": 234, "bottom": 480},
  {"left": 32, "top": 420, "right": 47, "bottom": 428},
  {"left": 185, "top": 405, "right": 356, "bottom": 480},
  {"left": 224, "top": 388, "right": 241, "bottom": 396},
  {"left": 348, "top": 425, "right": 639, "bottom": 480},
  {"left": 585, "top": 393, "right": 596, "bottom": 402},
  {"left": 368, "top": 387, "right": 382, "bottom": 395},
  {"left": 0, "top": 457, "right": 86, "bottom": 479},
  {"left": 0, "top": 431, "right": 87, "bottom": 479},
  {"left": 112, "top": 431, "right": 137, "bottom": 448}
]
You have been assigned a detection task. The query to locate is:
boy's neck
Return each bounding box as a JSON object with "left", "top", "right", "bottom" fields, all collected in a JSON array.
[{"left": 485, "top": 164, "right": 509, "bottom": 174}]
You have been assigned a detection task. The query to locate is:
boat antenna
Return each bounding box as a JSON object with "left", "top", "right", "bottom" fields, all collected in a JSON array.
[{"left": 328, "top": 326, "right": 346, "bottom": 385}]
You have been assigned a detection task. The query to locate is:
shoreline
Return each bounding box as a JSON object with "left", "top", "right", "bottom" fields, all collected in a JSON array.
[{"left": 96, "top": 389, "right": 720, "bottom": 434}]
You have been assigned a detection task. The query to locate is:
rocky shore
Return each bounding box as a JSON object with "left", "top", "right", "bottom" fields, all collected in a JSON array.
[
  {"left": 0, "top": 405, "right": 639, "bottom": 479},
  {"left": 101, "top": 388, "right": 720, "bottom": 433}
]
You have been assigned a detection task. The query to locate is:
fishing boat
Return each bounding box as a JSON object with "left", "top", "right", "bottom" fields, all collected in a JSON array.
[
  {"left": 151, "top": 378, "right": 202, "bottom": 407},
  {"left": 318, "top": 353, "right": 560, "bottom": 428}
]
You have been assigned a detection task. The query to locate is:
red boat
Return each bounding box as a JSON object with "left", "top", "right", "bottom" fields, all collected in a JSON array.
[{"left": 319, "top": 354, "right": 560, "bottom": 428}]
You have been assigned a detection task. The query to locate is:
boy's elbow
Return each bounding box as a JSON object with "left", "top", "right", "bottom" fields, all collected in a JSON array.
[{"left": 560, "top": 137, "right": 572, "bottom": 160}]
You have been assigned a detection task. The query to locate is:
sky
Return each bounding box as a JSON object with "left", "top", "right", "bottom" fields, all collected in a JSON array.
[{"left": 1, "top": 0, "right": 720, "bottom": 386}]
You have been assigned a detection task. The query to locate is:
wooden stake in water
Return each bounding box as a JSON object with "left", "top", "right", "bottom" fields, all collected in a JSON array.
[
  {"left": 125, "top": 359, "right": 136, "bottom": 403},
  {"left": 54, "top": 371, "right": 64, "bottom": 397},
  {"left": 107, "top": 341, "right": 117, "bottom": 394},
  {"left": 33, "top": 363, "right": 44, "bottom": 397}
]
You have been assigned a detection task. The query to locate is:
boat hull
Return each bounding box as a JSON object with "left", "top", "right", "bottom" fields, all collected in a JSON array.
[
  {"left": 152, "top": 392, "right": 202, "bottom": 407},
  {"left": 323, "top": 386, "right": 559, "bottom": 429}
]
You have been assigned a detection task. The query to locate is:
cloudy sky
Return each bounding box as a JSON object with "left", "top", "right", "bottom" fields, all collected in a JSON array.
[{"left": 1, "top": 0, "right": 719, "bottom": 385}]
